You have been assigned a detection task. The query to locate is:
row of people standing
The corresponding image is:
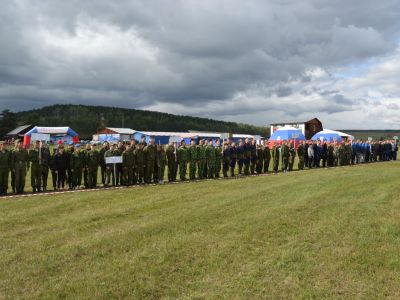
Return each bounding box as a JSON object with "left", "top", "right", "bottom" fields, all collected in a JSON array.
[{"left": 0, "top": 138, "right": 397, "bottom": 196}]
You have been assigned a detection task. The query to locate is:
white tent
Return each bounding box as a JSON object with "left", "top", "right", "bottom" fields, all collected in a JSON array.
[{"left": 324, "top": 129, "right": 354, "bottom": 141}]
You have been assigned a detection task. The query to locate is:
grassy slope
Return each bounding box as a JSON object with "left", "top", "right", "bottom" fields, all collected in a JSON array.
[{"left": 1, "top": 162, "right": 400, "bottom": 299}]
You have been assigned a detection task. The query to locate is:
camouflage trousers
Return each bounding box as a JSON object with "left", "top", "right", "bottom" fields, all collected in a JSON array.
[
  {"left": 263, "top": 159, "right": 270, "bottom": 172},
  {"left": 215, "top": 159, "right": 221, "bottom": 178},
  {"left": 179, "top": 160, "right": 187, "bottom": 180},
  {"left": 189, "top": 160, "right": 197, "bottom": 180},
  {"left": 207, "top": 160, "right": 215, "bottom": 179}
]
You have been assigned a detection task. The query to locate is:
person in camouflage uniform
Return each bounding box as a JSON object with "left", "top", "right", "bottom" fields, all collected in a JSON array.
[
  {"left": 156, "top": 145, "right": 167, "bottom": 184},
  {"left": 327, "top": 142, "right": 334, "bottom": 167},
  {"left": 222, "top": 143, "right": 230, "bottom": 177},
  {"left": 263, "top": 140, "right": 271, "bottom": 173},
  {"left": 12, "top": 140, "right": 29, "bottom": 194},
  {"left": 338, "top": 142, "right": 346, "bottom": 166},
  {"left": 10, "top": 142, "right": 17, "bottom": 193},
  {"left": 122, "top": 144, "right": 134, "bottom": 186},
  {"left": 188, "top": 139, "right": 198, "bottom": 180},
  {"left": 205, "top": 139, "right": 216, "bottom": 179},
  {"left": 271, "top": 143, "right": 280, "bottom": 174},
  {"left": 214, "top": 139, "right": 222, "bottom": 178},
  {"left": 129, "top": 139, "right": 137, "bottom": 184},
  {"left": 85, "top": 144, "right": 99, "bottom": 188},
  {"left": 135, "top": 143, "right": 146, "bottom": 184},
  {"left": 203, "top": 140, "right": 209, "bottom": 178},
  {"left": 28, "top": 140, "right": 42, "bottom": 192},
  {"left": 0, "top": 141, "right": 11, "bottom": 196},
  {"left": 105, "top": 143, "right": 118, "bottom": 186},
  {"left": 230, "top": 142, "right": 237, "bottom": 177},
  {"left": 177, "top": 140, "right": 188, "bottom": 181},
  {"left": 297, "top": 141, "right": 305, "bottom": 170},
  {"left": 281, "top": 141, "right": 290, "bottom": 172},
  {"left": 166, "top": 141, "right": 177, "bottom": 182},
  {"left": 99, "top": 142, "right": 109, "bottom": 186},
  {"left": 288, "top": 142, "right": 296, "bottom": 172},
  {"left": 196, "top": 139, "right": 205, "bottom": 179},
  {"left": 144, "top": 138, "right": 156, "bottom": 184},
  {"left": 71, "top": 144, "right": 85, "bottom": 189},
  {"left": 333, "top": 143, "right": 339, "bottom": 166}
]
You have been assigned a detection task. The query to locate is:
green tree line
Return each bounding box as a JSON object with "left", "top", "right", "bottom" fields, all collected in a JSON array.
[{"left": 2, "top": 104, "right": 269, "bottom": 139}]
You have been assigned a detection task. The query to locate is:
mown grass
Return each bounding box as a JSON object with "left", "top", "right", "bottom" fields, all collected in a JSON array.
[{"left": 1, "top": 162, "right": 400, "bottom": 299}]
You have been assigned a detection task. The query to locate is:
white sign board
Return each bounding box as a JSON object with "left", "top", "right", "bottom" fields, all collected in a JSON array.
[
  {"left": 220, "top": 133, "right": 229, "bottom": 140},
  {"left": 394, "top": 136, "right": 398, "bottom": 140},
  {"left": 320, "top": 136, "right": 325, "bottom": 142},
  {"left": 31, "top": 133, "right": 50, "bottom": 142},
  {"left": 105, "top": 156, "right": 123, "bottom": 164},
  {"left": 169, "top": 136, "right": 181, "bottom": 143},
  {"left": 368, "top": 137, "right": 373, "bottom": 141},
  {"left": 254, "top": 135, "right": 262, "bottom": 141}
]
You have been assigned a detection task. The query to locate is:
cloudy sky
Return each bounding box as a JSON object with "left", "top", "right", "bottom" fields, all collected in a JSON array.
[{"left": 1, "top": 0, "right": 400, "bottom": 129}]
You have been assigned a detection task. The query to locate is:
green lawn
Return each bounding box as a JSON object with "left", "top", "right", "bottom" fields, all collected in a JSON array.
[{"left": 1, "top": 162, "right": 400, "bottom": 299}]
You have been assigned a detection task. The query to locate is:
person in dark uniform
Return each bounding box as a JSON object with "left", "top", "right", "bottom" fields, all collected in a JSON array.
[
  {"left": 237, "top": 140, "right": 244, "bottom": 175},
  {"left": 229, "top": 142, "right": 237, "bottom": 177},
  {"left": 54, "top": 144, "right": 68, "bottom": 190}
]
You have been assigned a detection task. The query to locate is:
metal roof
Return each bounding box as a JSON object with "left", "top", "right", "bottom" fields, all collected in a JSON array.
[
  {"left": 136, "top": 131, "right": 256, "bottom": 139},
  {"left": 106, "top": 127, "right": 135, "bottom": 135},
  {"left": 7, "top": 125, "right": 32, "bottom": 136}
]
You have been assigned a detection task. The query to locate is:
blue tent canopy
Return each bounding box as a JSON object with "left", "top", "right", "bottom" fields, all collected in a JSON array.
[
  {"left": 311, "top": 130, "right": 343, "bottom": 142},
  {"left": 269, "top": 126, "right": 306, "bottom": 141}
]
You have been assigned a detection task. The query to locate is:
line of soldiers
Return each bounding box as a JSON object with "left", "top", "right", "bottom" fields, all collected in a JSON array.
[{"left": 0, "top": 138, "right": 397, "bottom": 196}]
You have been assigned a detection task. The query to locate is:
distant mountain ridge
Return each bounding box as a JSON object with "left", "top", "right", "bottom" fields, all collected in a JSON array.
[{"left": 13, "top": 104, "right": 269, "bottom": 139}]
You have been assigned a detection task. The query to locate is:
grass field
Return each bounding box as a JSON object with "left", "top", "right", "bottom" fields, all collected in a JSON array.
[{"left": 1, "top": 162, "right": 400, "bottom": 299}]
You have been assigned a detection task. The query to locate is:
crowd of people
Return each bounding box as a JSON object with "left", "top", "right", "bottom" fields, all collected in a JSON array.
[{"left": 0, "top": 136, "right": 397, "bottom": 196}]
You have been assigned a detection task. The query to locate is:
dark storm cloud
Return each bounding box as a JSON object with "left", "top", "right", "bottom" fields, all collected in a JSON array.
[{"left": 0, "top": 0, "right": 399, "bottom": 123}]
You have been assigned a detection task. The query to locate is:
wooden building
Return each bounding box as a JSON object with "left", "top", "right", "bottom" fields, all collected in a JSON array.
[{"left": 270, "top": 118, "right": 323, "bottom": 140}]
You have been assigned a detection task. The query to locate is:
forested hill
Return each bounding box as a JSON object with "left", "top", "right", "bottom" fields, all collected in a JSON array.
[{"left": 12, "top": 104, "right": 269, "bottom": 138}]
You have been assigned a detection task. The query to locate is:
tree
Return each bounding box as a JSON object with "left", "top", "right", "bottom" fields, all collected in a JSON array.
[{"left": 0, "top": 109, "right": 17, "bottom": 139}]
